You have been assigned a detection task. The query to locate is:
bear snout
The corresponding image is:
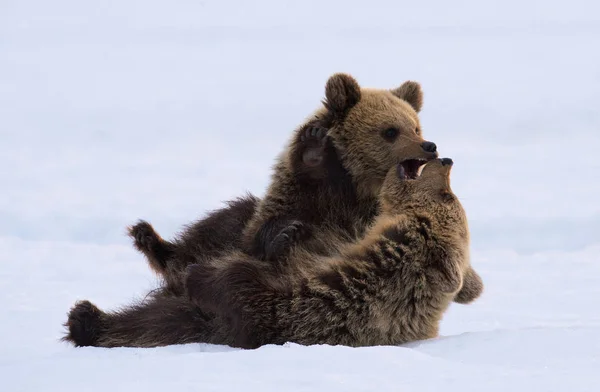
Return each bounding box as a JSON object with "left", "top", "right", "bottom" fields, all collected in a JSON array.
[{"left": 421, "top": 141, "right": 437, "bottom": 153}]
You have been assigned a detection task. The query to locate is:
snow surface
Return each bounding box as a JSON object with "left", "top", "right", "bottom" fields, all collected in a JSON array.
[{"left": 1, "top": 0, "right": 599, "bottom": 391}]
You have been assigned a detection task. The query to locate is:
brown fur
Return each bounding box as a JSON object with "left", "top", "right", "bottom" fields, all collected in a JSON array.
[
  {"left": 185, "top": 158, "right": 478, "bottom": 348},
  {"left": 128, "top": 195, "right": 258, "bottom": 296},
  {"left": 127, "top": 73, "right": 438, "bottom": 293},
  {"left": 241, "top": 73, "right": 439, "bottom": 264},
  {"left": 63, "top": 159, "right": 483, "bottom": 349},
  {"left": 63, "top": 298, "right": 233, "bottom": 348},
  {"left": 127, "top": 73, "right": 481, "bottom": 303}
]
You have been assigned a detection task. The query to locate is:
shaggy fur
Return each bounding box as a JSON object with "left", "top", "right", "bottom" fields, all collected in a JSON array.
[
  {"left": 63, "top": 298, "right": 233, "bottom": 348},
  {"left": 185, "top": 158, "right": 475, "bottom": 348},
  {"left": 127, "top": 72, "right": 482, "bottom": 303},
  {"left": 241, "top": 73, "right": 439, "bottom": 264},
  {"left": 128, "top": 195, "right": 258, "bottom": 296},
  {"left": 128, "top": 73, "right": 438, "bottom": 291},
  {"left": 63, "top": 158, "right": 482, "bottom": 349}
]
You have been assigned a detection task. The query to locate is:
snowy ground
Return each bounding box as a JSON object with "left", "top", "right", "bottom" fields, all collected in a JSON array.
[{"left": 1, "top": 0, "right": 600, "bottom": 391}]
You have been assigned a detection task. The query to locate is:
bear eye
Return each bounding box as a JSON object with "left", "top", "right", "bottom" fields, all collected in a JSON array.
[
  {"left": 415, "top": 127, "right": 420, "bottom": 135},
  {"left": 382, "top": 128, "right": 399, "bottom": 142}
]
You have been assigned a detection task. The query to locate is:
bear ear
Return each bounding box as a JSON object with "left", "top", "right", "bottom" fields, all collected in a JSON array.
[
  {"left": 391, "top": 81, "right": 423, "bottom": 112},
  {"left": 323, "top": 73, "right": 361, "bottom": 116}
]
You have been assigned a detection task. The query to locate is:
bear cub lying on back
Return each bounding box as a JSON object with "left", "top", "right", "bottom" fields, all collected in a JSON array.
[
  {"left": 65, "top": 158, "right": 472, "bottom": 348},
  {"left": 63, "top": 158, "right": 478, "bottom": 349},
  {"left": 184, "top": 157, "right": 477, "bottom": 348}
]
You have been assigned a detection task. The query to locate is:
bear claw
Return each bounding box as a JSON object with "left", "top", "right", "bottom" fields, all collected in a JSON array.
[
  {"left": 266, "top": 221, "right": 309, "bottom": 262},
  {"left": 300, "top": 126, "right": 327, "bottom": 143}
]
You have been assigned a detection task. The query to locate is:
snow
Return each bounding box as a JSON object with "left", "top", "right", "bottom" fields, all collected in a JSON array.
[{"left": 1, "top": 0, "right": 599, "bottom": 390}]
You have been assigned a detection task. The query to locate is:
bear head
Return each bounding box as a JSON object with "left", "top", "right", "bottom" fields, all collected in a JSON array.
[
  {"left": 380, "top": 157, "right": 472, "bottom": 294},
  {"left": 380, "top": 157, "right": 469, "bottom": 246},
  {"left": 309, "top": 73, "right": 439, "bottom": 199}
]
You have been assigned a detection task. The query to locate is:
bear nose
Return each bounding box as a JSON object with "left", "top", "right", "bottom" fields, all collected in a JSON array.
[
  {"left": 421, "top": 141, "right": 437, "bottom": 153},
  {"left": 440, "top": 158, "right": 453, "bottom": 166}
]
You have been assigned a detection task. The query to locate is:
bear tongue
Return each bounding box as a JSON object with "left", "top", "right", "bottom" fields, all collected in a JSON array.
[
  {"left": 396, "top": 163, "right": 408, "bottom": 180},
  {"left": 398, "top": 159, "right": 427, "bottom": 180}
]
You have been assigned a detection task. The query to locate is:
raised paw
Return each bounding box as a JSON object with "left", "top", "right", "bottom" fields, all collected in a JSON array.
[
  {"left": 128, "top": 220, "right": 161, "bottom": 253},
  {"left": 266, "top": 221, "right": 309, "bottom": 262},
  {"left": 63, "top": 300, "right": 104, "bottom": 347},
  {"left": 299, "top": 126, "right": 328, "bottom": 167}
]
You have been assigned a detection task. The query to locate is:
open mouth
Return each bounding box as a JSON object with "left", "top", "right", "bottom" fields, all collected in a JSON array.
[{"left": 397, "top": 159, "right": 427, "bottom": 180}]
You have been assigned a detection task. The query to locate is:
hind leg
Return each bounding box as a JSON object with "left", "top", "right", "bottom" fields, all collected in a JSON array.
[
  {"left": 128, "top": 220, "right": 176, "bottom": 275},
  {"left": 128, "top": 221, "right": 189, "bottom": 297},
  {"left": 63, "top": 297, "right": 221, "bottom": 348},
  {"left": 130, "top": 196, "right": 260, "bottom": 297}
]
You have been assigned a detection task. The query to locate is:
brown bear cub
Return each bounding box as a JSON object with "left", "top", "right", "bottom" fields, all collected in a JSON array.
[
  {"left": 241, "top": 73, "right": 439, "bottom": 265},
  {"left": 64, "top": 158, "right": 480, "bottom": 349},
  {"left": 128, "top": 73, "right": 440, "bottom": 296},
  {"left": 185, "top": 157, "right": 475, "bottom": 348}
]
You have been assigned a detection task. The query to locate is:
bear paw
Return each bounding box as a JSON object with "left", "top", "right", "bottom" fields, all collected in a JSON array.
[
  {"left": 129, "top": 220, "right": 160, "bottom": 254},
  {"left": 299, "top": 126, "right": 328, "bottom": 167},
  {"left": 266, "top": 221, "right": 309, "bottom": 262},
  {"left": 63, "top": 300, "right": 104, "bottom": 347}
]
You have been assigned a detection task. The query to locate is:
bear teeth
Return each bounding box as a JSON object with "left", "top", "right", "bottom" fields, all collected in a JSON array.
[{"left": 400, "top": 159, "right": 426, "bottom": 180}]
